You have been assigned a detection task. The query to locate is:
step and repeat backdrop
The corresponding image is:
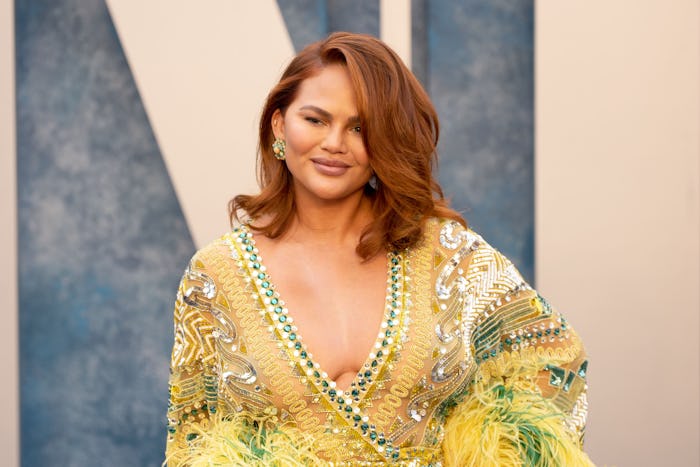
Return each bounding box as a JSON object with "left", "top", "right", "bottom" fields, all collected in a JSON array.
[{"left": 8, "top": 1, "right": 699, "bottom": 466}]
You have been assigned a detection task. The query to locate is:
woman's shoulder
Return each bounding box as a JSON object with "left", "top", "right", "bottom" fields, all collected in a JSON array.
[
  {"left": 426, "top": 217, "right": 529, "bottom": 288},
  {"left": 183, "top": 229, "right": 243, "bottom": 276},
  {"left": 427, "top": 217, "right": 500, "bottom": 256}
]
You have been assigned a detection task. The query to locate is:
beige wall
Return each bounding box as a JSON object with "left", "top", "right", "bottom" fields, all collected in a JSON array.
[
  {"left": 6, "top": 1, "right": 698, "bottom": 465},
  {"left": 106, "top": 0, "right": 296, "bottom": 247},
  {"left": 0, "top": 0, "right": 19, "bottom": 464},
  {"left": 380, "top": 0, "right": 412, "bottom": 69},
  {"left": 536, "top": 1, "right": 700, "bottom": 466}
]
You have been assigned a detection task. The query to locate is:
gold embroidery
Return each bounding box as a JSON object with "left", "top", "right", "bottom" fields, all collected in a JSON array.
[{"left": 165, "top": 219, "right": 590, "bottom": 464}]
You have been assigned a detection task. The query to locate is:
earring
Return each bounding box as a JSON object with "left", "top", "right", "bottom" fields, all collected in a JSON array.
[
  {"left": 368, "top": 174, "right": 378, "bottom": 190},
  {"left": 272, "top": 138, "right": 286, "bottom": 160}
]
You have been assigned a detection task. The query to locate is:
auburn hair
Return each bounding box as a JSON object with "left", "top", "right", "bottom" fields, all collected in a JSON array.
[{"left": 230, "top": 32, "right": 465, "bottom": 259}]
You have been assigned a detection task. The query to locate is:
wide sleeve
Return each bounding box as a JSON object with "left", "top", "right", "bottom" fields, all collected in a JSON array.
[
  {"left": 163, "top": 246, "right": 326, "bottom": 467},
  {"left": 164, "top": 255, "right": 219, "bottom": 465},
  {"left": 442, "top": 240, "right": 594, "bottom": 467}
]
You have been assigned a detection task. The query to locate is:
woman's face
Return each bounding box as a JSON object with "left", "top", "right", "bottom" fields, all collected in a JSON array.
[{"left": 272, "top": 64, "right": 371, "bottom": 205}]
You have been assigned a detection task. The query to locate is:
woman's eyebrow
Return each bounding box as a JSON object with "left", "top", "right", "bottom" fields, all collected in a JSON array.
[{"left": 299, "top": 105, "right": 360, "bottom": 124}]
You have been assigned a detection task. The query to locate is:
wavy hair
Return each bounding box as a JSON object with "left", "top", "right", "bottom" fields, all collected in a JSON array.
[{"left": 230, "top": 32, "right": 465, "bottom": 259}]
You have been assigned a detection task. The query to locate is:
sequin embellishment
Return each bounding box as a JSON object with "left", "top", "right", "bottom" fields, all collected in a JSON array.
[{"left": 231, "top": 225, "right": 408, "bottom": 460}]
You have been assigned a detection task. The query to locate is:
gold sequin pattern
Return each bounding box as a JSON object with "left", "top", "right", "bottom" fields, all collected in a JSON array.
[{"left": 164, "top": 219, "right": 589, "bottom": 464}]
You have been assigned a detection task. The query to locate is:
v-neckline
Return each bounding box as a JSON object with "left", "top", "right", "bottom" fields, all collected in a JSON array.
[{"left": 230, "top": 225, "right": 408, "bottom": 404}]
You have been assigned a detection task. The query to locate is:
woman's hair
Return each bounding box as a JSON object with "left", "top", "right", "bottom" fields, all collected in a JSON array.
[{"left": 230, "top": 32, "right": 465, "bottom": 259}]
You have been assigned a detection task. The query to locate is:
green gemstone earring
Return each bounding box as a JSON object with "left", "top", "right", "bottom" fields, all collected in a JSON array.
[{"left": 272, "top": 138, "right": 286, "bottom": 160}]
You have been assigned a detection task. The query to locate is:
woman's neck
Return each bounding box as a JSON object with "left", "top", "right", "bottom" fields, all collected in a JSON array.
[{"left": 285, "top": 191, "right": 374, "bottom": 248}]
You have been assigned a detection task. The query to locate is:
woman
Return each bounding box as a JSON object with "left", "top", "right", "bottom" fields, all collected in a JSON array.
[{"left": 165, "top": 32, "right": 593, "bottom": 466}]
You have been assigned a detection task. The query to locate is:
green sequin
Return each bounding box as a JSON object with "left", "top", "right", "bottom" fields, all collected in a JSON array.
[
  {"left": 578, "top": 360, "right": 588, "bottom": 378},
  {"left": 548, "top": 366, "right": 566, "bottom": 387},
  {"left": 563, "top": 372, "right": 575, "bottom": 392}
]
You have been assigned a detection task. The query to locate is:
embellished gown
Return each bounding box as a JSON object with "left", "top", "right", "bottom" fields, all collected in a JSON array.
[{"left": 164, "top": 218, "right": 593, "bottom": 466}]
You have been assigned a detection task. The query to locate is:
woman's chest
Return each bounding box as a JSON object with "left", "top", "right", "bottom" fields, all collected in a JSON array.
[{"left": 258, "top": 249, "right": 389, "bottom": 383}]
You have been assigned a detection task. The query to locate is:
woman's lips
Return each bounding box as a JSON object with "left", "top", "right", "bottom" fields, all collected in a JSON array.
[{"left": 311, "top": 158, "right": 350, "bottom": 176}]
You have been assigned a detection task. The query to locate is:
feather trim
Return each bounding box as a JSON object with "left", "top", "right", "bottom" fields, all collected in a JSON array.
[
  {"left": 441, "top": 372, "right": 594, "bottom": 467},
  {"left": 164, "top": 411, "right": 332, "bottom": 467}
]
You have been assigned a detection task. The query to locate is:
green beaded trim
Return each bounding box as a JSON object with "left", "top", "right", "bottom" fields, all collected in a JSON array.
[{"left": 231, "top": 225, "right": 407, "bottom": 460}]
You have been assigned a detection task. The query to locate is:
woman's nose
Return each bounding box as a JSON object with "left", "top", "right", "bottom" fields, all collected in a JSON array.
[{"left": 320, "top": 126, "right": 347, "bottom": 153}]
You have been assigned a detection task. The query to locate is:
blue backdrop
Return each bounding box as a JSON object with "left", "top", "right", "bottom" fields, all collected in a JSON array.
[{"left": 17, "top": 1, "right": 533, "bottom": 465}]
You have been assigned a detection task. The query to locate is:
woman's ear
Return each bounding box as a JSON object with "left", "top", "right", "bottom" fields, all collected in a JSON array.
[{"left": 271, "top": 109, "right": 284, "bottom": 139}]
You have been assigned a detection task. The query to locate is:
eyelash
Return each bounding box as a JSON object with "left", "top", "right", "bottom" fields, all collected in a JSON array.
[
  {"left": 305, "top": 117, "right": 323, "bottom": 125},
  {"left": 304, "top": 116, "right": 361, "bottom": 134}
]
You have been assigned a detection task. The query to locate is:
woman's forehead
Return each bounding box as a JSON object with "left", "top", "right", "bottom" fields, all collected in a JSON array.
[{"left": 293, "top": 64, "right": 358, "bottom": 108}]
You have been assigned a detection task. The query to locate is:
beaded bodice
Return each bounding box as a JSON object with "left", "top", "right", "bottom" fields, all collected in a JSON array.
[{"left": 165, "top": 218, "right": 589, "bottom": 465}]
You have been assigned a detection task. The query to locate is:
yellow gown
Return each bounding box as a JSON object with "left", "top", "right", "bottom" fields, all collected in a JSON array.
[{"left": 164, "top": 218, "right": 593, "bottom": 466}]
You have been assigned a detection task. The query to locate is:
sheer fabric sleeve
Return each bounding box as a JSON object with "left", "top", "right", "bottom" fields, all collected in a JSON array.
[
  {"left": 162, "top": 244, "right": 326, "bottom": 466},
  {"left": 164, "top": 256, "right": 219, "bottom": 465},
  {"left": 442, "top": 239, "right": 594, "bottom": 466}
]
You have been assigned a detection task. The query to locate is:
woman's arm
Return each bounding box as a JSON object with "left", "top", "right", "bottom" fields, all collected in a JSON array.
[
  {"left": 441, "top": 236, "right": 593, "bottom": 466},
  {"left": 164, "top": 256, "right": 219, "bottom": 465}
]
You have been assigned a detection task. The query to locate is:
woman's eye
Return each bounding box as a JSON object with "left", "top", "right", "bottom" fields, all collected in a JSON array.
[
  {"left": 305, "top": 117, "right": 322, "bottom": 125},
  {"left": 351, "top": 126, "right": 362, "bottom": 133}
]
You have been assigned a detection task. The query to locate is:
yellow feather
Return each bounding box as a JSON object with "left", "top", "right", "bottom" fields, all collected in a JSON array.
[
  {"left": 164, "top": 411, "right": 333, "bottom": 467},
  {"left": 441, "top": 363, "right": 595, "bottom": 467}
]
